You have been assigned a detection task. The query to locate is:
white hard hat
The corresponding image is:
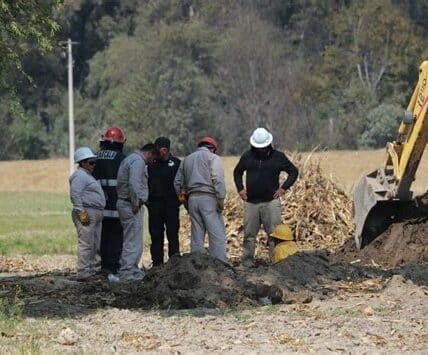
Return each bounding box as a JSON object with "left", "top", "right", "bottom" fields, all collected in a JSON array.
[
  {"left": 250, "top": 128, "right": 273, "bottom": 148},
  {"left": 74, "top": 147, "right": 96, "bottom": 163}
]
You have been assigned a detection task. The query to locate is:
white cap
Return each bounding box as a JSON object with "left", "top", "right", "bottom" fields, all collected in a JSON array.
[
  {"left": 250, "top": 128, "right": 273, "bottom": 148},
  {"left": 74, "top": 147, "right": 96, "bottom": 163}
]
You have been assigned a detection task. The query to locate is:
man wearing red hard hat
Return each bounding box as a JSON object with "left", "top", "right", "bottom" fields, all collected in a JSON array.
[
  {"left": 174, "top": 137, "right": 227, "bottom": 262},
  {"left": 92, "top": 126, "right": 126, "bottom": 276}
]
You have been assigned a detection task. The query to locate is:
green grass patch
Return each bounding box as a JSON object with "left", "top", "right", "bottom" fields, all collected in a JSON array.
[
  {"left": 0, "top": 287, "right": 24, "bottom": 335},
  {"left": 0, "top": 192, "right": 75, "bottom": 255},
  {"left": 0, "top": 191, "right": 152, "bottom": 255}
]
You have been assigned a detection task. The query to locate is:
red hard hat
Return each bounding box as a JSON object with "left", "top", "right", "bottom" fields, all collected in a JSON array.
[
  {"left": 100, "top": 126, "right": 126, "bottom": 143},
  {"left": 199, "top": 136, "right": 219, "bottom": 150}
]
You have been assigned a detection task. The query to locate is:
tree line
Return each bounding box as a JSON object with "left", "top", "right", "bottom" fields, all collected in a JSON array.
[{"left": 0, "top": 0, "right": 427, "bottom": 160}]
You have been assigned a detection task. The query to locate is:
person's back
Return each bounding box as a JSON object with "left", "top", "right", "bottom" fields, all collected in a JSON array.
[
  {"left": 93, "top": 147, "right": 126, "bottom": 214},
  {"left": 179, "top": 147, "right": 226, "bottom": 198},
  {"left": 92, "top": 134, "right": 126, "bottom": 275}
]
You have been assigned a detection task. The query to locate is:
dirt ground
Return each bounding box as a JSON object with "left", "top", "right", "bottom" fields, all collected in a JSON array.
[
  {"left": 335, "top": 217, "right": 428, "bottom": 268},
  {"left": 0, "top": 250, "right": 426, "bottom": 353}
]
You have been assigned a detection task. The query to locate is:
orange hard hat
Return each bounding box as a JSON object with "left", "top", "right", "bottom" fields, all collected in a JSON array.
[
  {"left": 198, "top": 136, "right": 219, "bottom": 150},
  {"left": 100, "top": 126, "right": 126, "bottom": 143}
]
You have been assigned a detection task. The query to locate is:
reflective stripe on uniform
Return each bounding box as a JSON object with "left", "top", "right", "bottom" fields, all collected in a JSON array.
[
  {"left": 99, "top": 179, "right": 117, "bottom": 187},
  {"left": 103, "top": 209, "right": 119, "bottom": 218}
]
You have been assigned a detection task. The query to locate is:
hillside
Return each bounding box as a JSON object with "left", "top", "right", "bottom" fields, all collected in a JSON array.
[{"left": 1, "top": 1, "right": 428, "bottom": 160}]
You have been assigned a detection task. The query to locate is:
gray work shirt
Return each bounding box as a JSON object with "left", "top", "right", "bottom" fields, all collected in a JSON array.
[
  {"left": 174, "top": 147, "right": 226, "bottom": 199},
  {"left": 69, "top": 168, "right": 106, "bottom": 211},
  {"left": 116, "top": 150, "right": 148, "bottom": 207}
]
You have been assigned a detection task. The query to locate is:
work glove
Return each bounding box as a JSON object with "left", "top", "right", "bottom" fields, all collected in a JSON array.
[
  {"left": 77, "top": 210, "right": 90, "bottom": 226},
  {"left": 132, "top": 205, "right": 140, "bottom": 215}
]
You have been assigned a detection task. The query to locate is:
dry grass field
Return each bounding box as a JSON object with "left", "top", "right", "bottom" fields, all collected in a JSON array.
[
  {"left": 0, "top": 151, "right": 427, "bottom": 354},
  {"left": 2, "top": 149, "right": 428, "bottom": 195},
  {"left": 2, "top": 148, "right": 428, "bottom": 255}
]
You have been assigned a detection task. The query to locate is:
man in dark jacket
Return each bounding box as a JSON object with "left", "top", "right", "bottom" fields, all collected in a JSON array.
[
  {"left": 147, "top": 137, "right": 181, "bottom": 266},
  {"left": 233, "top": 127, "right": 298, "bottom": 265},
  {"left": 92, "top": 126, "right": 126, "bottom": 275}
]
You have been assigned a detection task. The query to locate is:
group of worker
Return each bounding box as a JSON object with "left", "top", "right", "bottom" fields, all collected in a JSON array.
[{"left": 69, "top": 126, "right": 299, "bottom": 282}]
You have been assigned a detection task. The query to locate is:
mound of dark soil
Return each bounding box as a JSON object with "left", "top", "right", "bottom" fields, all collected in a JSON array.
[
  {"left": 113, "top": 252, "right": 387, "bottom": 309},
  {"left": 4, "top": 252, "right": 424, "bottom": 316},
  {"left": 335, "top": 217, "right": 428, "bottom": 267},
  {"left": 114, "top": 253, "right": 266, "bottom": 309},
  {"left": 271, "top": 251, "right": 383, "bottom": 286}
]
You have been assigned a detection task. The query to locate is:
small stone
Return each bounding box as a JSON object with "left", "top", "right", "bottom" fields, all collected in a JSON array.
[
  {"left": 258, "top": 296, "right": 272, "bottom": 306},
  {"left": 58, "top": 328, "right": 79, "bottom": 345},
  {"left": 302, "top": 295, "right": 313, "bottom": 304},
  {"left": 362, "top": 306, "right": 374, "bottom": 316}
]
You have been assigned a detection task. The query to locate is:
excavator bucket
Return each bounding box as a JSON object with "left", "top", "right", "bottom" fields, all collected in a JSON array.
[
  {"left": 353, "top": 170, "right": 424, "bottom": 249},
  {"left": 354, "top": 170, "right": 392, "bottom": 249},
  {"left": 353, "top": 61, "right": 428, "bottom": 249}
]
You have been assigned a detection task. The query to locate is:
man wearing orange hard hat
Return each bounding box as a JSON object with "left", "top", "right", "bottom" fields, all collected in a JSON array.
[{"left": 174, "top": 137, "right": 227, "bottom": 262}]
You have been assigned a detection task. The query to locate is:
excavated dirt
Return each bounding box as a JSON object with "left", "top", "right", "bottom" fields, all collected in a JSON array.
[
  {"left": 115, "top": 252, "right": 387, "bottom": 309},
  {"left": 335, "top": 217, "right": 428, "bottom": 268},
  {"left": 1, "top": 252, "right": 424, "bottom": 317}
]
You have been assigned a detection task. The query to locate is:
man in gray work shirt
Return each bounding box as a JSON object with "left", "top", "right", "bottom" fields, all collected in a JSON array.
[
  {"left": 115, "top": 143, "right": 156, "bottom": 281},
  {"left": 174, "top": 137, "right": 227, "bottom": 262},
  {"left": 70, "top": 147, "right": 106, "bottom": 280}
]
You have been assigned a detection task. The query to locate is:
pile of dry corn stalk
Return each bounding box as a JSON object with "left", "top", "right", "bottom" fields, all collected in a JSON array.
[{"left": 179, "top": 153, "right": 354, "bottom": 258}]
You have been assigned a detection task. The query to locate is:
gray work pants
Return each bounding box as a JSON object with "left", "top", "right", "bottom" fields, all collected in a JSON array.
[
  {"left": 117, "top": 199, "right": 144, "bottom": 280},
  {"left": 242, "top": 199, "right": 282, "bottom": 260},
  {"left": 72, "top": 208, "right": 103, "bottom": 278},
  {"left": 188, "top": 194, "right": 227, "bottom": 262}
]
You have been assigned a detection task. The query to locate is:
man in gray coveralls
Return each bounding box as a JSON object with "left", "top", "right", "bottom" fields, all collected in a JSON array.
[
  {"left": 174, "top": 137, "right": 227, "bottom": 262},
  {"left": 115, "top": 143, "right": 156, "bottom": 281}
]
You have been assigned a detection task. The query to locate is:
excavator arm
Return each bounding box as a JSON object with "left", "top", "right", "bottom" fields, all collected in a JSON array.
[{"left": 354, "top": 60, "right": 428, "bottom": 248}]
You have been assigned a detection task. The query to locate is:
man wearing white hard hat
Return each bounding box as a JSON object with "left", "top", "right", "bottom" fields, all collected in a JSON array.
[
  {"left": 233, "top": 128, "right": 298, "bottom": 266},
  {"left": 69, "top": 147, "right": 106, "bottom": 280}
]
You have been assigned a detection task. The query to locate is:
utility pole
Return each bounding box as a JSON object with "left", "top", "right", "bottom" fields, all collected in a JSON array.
[
  {"left": 61, "top": 38, "right": 78, "bottom": 175},
  {"left": 67, "top": 38, "right": 75, "bottom": 175}
]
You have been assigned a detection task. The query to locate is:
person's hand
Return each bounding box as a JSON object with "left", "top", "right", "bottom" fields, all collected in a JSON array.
[
  {"left": 132, "top": 205, "right": 140, "bottom": 215},
  {"left": 217, "top": 198, "right": 225, "bottom": 212},
  {"left": 239, "top": 189, "right": 247, "bottom": 201},
  {"left": 178, "top": 192, "right": 188, "bottom": 205},
  {"left": 273, "top": 187, "right": 286, "bottom": 199},
  {"left": 77, "top": 210, "right": 90, "bottom": 225}
]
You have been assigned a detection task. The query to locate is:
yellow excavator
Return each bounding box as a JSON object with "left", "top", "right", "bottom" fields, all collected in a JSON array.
[{"left": 354, "top": 60, "right": 428, "bottom": 248}]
